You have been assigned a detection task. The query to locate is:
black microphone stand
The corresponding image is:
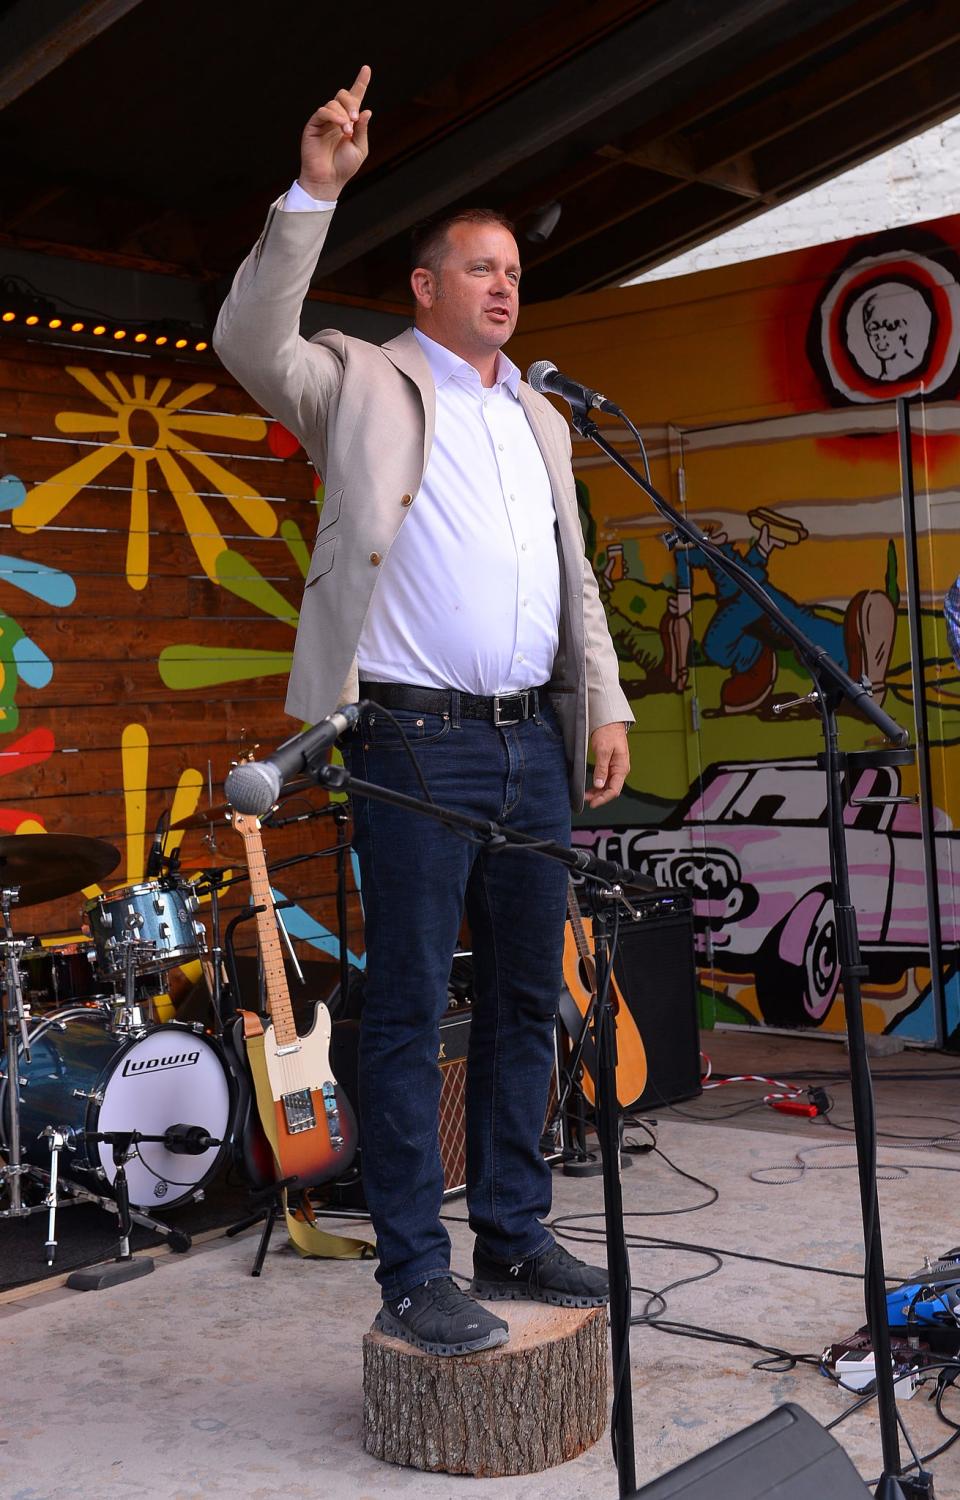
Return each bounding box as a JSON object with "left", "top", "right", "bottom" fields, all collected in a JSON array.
[{"left": 567, "top": 396, "right": 928, "bottom": 1498}]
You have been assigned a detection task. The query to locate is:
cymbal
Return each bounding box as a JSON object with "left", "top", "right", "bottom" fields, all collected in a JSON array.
[
  {"left": 171, "top": 778, "right": 322, "bottom": 831},
  {"left": 170, "top": 800, "right": 234, "bottom": 831},
  {"left": 0, "top": 834, "right": 120, "bottom": 908}
]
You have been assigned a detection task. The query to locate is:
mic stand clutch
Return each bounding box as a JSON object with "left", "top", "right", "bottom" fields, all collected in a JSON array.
[{"left": 568, "top": 402, "right": 925, "bottom": 1498}]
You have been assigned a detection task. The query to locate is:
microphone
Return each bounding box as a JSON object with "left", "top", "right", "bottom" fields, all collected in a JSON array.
[
  {"left": 163, "top": 1123, "right": 221, "bottom": 1155},
  {"left": 145, "top": 809, "right": 169, "bottom": 878},
  {"left": 224, "top": 703, "right": 363, "bottom": 816},
  {"left": 526, "top": 360, "right": 621, "bottom": 414}
]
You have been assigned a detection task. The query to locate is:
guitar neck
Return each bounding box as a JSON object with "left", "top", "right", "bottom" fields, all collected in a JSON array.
[
  {"left": 233, "top": 812, "right": 299, "bottom": 1048},
  {"left": 566, "top": 879, "right": 593, "bottom": 967}
]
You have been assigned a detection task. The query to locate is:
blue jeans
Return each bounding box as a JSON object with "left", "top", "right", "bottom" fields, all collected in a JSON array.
[{"left": 342, "top": 694, "right": 571, "bottom": 1298}]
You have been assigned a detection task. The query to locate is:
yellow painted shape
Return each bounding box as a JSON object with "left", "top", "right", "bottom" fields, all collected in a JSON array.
[{"left": 121, "top": 723, "right": 149, "bottom": 883}]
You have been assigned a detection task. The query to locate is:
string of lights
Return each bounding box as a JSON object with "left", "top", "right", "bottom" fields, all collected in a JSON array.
[{"left": 0, "top": 276, "right": 210, "bottom": 353}]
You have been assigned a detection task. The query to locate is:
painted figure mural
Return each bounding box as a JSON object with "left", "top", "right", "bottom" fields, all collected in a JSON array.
[{"left": 510, "top": 215, "right": 960, "bottom": 1045}]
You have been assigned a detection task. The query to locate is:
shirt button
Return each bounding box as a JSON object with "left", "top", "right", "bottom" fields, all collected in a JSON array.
[
  {"left": 369, "top": 552, "right": 382, "bottom": 566},
  {"left": 400, "top": 493, "right": 413, "bottom": 507},
  {"left": 517, "top": 653, "right": 524, "bottom": 662},
  {"left": 498, "top": 443, "right": 504, "bottom": 451},
  {"left": 520, "top": 542, "right": 527, "bottom": 551},
  {"left": 510, "top": 493, "right": 516, "bottom": 501}
]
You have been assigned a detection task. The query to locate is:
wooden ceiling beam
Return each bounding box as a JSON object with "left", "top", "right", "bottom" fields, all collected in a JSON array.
[
  {"left": 526, "top": 183, "right": 749, "bottom": 299},
  {"left": 310, "top": 0, "right": 811, "bottom": 278},
  {"left": 598, "top": 139, "right": 769, "bottom": 201},
  {"left": 0, "top": 0, "right": 147, "bottom": 111},
  {"left": 688, "top": 0, "right": 960, "bottom": 170},
  {"left": 622, "top": 0, "right": 909, "bottom": 149}
]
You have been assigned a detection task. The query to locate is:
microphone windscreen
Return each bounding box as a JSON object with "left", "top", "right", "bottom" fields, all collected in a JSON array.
[
  {"left": 526, "top": 360, "right": 557, "bottom": 394},
  {"left": 224, "top": 759, "right": 282, "bottom": 816}
]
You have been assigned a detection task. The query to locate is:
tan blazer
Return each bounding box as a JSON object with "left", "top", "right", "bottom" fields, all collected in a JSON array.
[{"left": 214, "top": 199, "right": 632, "bottom": 808}]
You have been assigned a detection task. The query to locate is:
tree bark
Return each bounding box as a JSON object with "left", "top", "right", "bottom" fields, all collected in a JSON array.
[{"left": 362, "top": 1302, "right": 607, "bottom": 1475}]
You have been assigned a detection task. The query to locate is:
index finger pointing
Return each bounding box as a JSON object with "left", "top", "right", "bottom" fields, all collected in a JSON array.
[{"left": 350, "top": 64, "right": 371, "bottom": 102}]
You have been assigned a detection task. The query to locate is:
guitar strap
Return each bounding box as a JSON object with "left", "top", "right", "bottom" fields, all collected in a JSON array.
[{"left": 242, "top": 1013, "right": 375, "bottom": 1261}]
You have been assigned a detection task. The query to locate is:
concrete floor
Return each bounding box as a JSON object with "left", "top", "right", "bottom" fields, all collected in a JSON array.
[{"left": 1, "top": 1030, "right": 959, "bottom": 1498}]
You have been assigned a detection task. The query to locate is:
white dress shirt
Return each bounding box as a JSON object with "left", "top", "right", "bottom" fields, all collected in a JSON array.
[{"left": 282, "top": 187, "right": 562, "bottom": 695}]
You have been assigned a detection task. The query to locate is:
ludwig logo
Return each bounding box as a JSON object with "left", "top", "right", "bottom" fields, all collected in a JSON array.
[{"left": 121, "top": 1050, "right": 201, "bottom": 1077}]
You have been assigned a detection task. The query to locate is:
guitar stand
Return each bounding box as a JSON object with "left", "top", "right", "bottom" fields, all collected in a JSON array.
[
  {"left": 225, "top": 1175, "right": 297, "bottom": 1277},
  {"left": 557, "top": 985, "right": 632, "bottom": 1178}
]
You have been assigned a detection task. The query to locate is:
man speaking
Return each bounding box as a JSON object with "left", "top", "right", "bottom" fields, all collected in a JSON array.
[{"left": 214, "top": 65, "right": 633, "bottom": 1356}]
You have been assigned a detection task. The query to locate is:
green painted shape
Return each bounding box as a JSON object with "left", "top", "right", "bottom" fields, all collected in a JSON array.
[
  {"left": 281, "top": 519, "right": 310, "bottom": 580},
  {"left": 698, "top": 984, "right": 756, "bottom": 1029},
  {"left": 158, "top": 645, "right": 293, "bottom": 690},
  {"left": 214, "top": 549, "right": 298, "bottom": 625}
]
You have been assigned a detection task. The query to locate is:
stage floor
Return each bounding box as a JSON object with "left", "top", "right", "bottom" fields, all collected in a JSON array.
[{"left": 1, "top": 1028, "right": 958, "bottom": 1497}]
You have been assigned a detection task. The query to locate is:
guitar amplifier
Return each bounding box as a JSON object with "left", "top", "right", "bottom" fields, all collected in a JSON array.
[
  {"left": 437, "top": 1006, "right": 563, "bottom": 1196},
  {"left": 612, "top": 890, "right": 702, "bottom": 1111},
  {"left": 327, "top": 1000, "right": 562, "bottom": 1205}
]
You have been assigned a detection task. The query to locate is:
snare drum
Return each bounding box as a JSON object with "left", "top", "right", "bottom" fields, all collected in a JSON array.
[
  {"left": 1, "top": 1008, "right": 235, "bottom": 1209},
  {"left": 85, "top": 878, "right": 207, "bottom": 978}
]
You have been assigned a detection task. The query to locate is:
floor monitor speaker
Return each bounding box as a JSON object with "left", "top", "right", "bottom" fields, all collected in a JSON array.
[{"left": 627, "top": 1403, "right": 871, "bottom": 1497}]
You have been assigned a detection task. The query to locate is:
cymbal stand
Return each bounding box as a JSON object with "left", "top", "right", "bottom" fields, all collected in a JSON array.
[
  {"left": 41, "top": 1126, "right": 68, "bottom": 1264},
  {"left": 193, "top": 865, "right": 227, "bottom": 1035},
  {"left": 1, "top": 883, "right": 35, "bottom": 1218}
]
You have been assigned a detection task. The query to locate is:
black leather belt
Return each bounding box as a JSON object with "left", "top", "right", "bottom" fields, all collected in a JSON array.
[{"left": 359, "top": 681, "right": 544, "bottom": 726}]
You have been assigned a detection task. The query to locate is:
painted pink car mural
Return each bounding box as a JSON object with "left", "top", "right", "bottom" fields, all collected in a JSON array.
[{"left": 574, "top": 759, "right": 959, "bottom": 1028}]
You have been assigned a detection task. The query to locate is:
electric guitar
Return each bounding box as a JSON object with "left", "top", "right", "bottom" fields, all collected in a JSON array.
[
  {"left": 562, "top": 879, "right": 648, "bottom": 1108},
  {"left": 232, "top": 809, "right": 358, "bottom": 1188}
]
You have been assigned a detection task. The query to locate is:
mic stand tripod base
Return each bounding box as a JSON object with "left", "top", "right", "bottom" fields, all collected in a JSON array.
[
  {"left": 65, "top": 1141, "right": 157, "bottom": 1291},
  {"left": 66, "top": 1256, "right": 154, "bottom": 1292}
]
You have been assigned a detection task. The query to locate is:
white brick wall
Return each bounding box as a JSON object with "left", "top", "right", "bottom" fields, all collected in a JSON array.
[{"left": 629, "top": 114, "right": 960, "bottom": 283}]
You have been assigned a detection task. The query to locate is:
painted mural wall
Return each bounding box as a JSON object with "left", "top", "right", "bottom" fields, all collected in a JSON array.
[
  {"left": 0, "top": 334, "right": 362, "bottom": 986},
  {"left": 512, "top": 218, "right": 960, "bottom": 1045}
]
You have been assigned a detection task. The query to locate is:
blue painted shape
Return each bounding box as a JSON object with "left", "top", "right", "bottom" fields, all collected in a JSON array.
[
  {"left": 13, "top": 635, "right": 52, "bottom": 688},
  {"left": 271, "top": 885, "right": 365, "bottom": 969},
  {"left": 0, "top": 555, "right": 76, "bottom": 607},
  {"left": 0, "top": 475, "right": 26, "bottom": 513},
  {"left": 888, "top": 966, "right": 960, "bottom": 1041}
]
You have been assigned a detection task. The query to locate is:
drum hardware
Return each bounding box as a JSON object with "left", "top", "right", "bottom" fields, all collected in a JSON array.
[{"left": 1, "top": 883, "right": 41, "bottom": 1219}]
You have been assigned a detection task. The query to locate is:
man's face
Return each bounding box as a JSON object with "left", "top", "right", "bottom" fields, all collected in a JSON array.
[{"left": 413, "top": 222, "right": 521, "bottom": 358}]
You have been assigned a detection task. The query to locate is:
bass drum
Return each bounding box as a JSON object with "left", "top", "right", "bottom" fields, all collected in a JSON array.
[{"left": 2, "top": 1008, "right": 235, "bottom": 1210}]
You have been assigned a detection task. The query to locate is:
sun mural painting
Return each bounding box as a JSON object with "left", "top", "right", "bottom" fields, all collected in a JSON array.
[{"left": 12, "top": 368, "right": 274, "bottom": 587}]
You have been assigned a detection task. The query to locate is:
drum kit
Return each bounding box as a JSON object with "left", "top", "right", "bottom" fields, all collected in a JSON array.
[{"left": 0, "top": 830, "right": 239, "bottom": 1268}]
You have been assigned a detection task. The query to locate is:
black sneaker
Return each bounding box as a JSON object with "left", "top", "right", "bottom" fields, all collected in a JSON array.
[
  {"left": 373, "top": 1276, "right": 509, "bottom": 1356},
  {"left": 470, "top": 1242, "right": 609, "bottom": 1308}
]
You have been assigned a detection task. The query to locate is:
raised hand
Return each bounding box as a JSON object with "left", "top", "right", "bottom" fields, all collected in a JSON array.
[{"left": 298, "top": 66, "right": 372, "bottom": 201}]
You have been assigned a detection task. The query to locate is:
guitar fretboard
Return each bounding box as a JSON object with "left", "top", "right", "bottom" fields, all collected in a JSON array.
[
  {"left": 233, "top": 811, "right": 299, "bottom": 1049},
  {"left": 566, "top": 879, "right": 592, "bottom": 964}
]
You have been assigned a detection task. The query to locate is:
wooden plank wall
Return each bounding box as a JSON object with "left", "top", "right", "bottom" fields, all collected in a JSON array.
[{"left": 0, "top": 330, "right": 363, "bottom": 983}]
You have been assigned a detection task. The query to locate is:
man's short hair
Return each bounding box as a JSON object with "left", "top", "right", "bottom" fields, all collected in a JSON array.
[{"left": 410, "top": 208, "right": 516, "bottom": 277}]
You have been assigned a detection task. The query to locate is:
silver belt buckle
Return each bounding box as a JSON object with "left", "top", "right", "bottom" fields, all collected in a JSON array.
[{"left": 492, "top": 691, "right": 528, "bottom": 726}]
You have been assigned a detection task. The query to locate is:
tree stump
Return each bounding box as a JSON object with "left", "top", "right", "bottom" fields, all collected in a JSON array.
[{"left": 362, "top": 1301, "right": 607, "bottom": 1476}]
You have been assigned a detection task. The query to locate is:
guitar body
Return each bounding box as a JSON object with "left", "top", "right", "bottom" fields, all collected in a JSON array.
[
  {"left": 229, "top": 808, "right": 358, "bottom": 1192},
  {"left": 259, "top": 1003, "right": 358, "bottom": 1188},
  {"left": 563, "top": 906, "right": 648, "bottom": 1109}
]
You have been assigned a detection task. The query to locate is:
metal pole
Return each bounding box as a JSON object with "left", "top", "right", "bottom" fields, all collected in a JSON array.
[{"left": 896, "top": 397, "right": 946, "bottom": 1045}]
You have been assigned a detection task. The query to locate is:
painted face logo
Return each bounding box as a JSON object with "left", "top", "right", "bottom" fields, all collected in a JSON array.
[
  {"left": 811, "top": 240, "right": 960, "bottom": 404},
  {"left": 121, "top": 1050, "right": 200, "bottom": 1077}
]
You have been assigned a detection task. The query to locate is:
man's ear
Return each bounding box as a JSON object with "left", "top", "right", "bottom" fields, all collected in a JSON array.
[{"left": 411, "top": 267, "right": 435, "bottom": 310}]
